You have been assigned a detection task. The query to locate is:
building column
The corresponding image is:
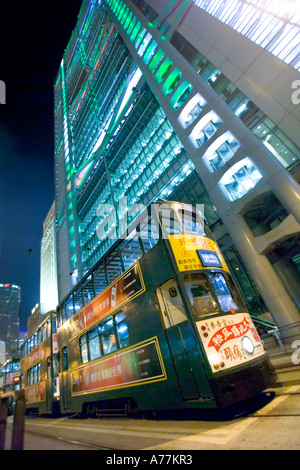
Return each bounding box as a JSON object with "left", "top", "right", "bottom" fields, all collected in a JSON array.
[
  {"left": 272, "top": 258, "right": 300, "bottom": 311},
  {"left": 221, "top": 211, "right": 300, "bottom": 327}
]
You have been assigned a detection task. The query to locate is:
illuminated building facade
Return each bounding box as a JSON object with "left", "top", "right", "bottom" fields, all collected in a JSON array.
[
  {"left": 54, "top": 0, "right": 300, "bottom": 327},
  {"left": 0, "top": 283, "right": 20, "bottom": 360},
  {"left": 40, "top": 202, "right": 59, "bottom": 314}
]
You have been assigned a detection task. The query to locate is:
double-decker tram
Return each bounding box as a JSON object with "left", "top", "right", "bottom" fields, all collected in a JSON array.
[
  {"left": 21, "top": 200, "right": 276, "bottom": 417},
  {"left": 20, "top": 313, "right": 59, "bottom": 416},
  {"left": 0, "top": 358, "right": 21, "bottom": 395},
  {"left": 0, "top": 358, "right": 21, "bottom": 414}
]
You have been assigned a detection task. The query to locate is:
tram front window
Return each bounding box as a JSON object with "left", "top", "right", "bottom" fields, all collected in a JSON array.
[
  {"left": 184, "top": 273, "right": 219, "bottom": 319},
  {"left": 209, "top": 273, "right": 241, "bottom": 312}
]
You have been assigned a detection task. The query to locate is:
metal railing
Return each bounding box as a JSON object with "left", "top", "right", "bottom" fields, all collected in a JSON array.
[{"left": 260, "top": 321, "right": 300, "bottom": 358}]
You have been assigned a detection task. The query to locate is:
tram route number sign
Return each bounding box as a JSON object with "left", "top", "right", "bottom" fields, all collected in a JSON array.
[{"left": 67, "top": 262, "right": 145, "bottom": 339}]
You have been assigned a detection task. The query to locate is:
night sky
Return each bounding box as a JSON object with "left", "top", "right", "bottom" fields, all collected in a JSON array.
[{"left": 0, "top": 0, "right": 82, "bottom": 329}]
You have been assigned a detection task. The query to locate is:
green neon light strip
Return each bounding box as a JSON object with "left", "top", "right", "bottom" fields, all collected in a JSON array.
[
  {"left": 126, "top": 15, "right": 137, "bottom": 36},
  {"left": 134, "top": 27, "right": 146, "bottom": 50},
  {"left": 143, "top": 40, "right": 158, "bottom": 65},
  {"left": 83, "top": 3, "right": 95, "bottom": 36},
  {"left": 124, "top": 11, "right": 133, "bottom": 30},
  {"left": 104, "top": 0, "right": 192, "bottom": 113},
  {"left": 155, "top": 0, "right": 179, "bottom": 22},
  {"left": 162, "top": 68, "right": 182, "bottom": 96},
  {"left": 130, "top": 20, "right": 141, "bottom": 43},
  {"left": 120, "top": 7, "right": 129, "bottom": 26},
  {"left": 155, "top": 57, "right": 173, "bottom": 84},
  {"left": 148, "top": 48, "right": 165, "bottom": 73},
  {"left": 169, "top": 80, "right": 193, "bottom": 110},
  {"left": 117, "top": 4, "right": 126, "bottom": 21}
]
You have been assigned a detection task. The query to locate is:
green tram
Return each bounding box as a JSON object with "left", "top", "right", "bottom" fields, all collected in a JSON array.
[
  {"left": 0, "top": 358, "right": 21, "bottom": 395},
  {"left": 21, "top": 201, "right": 276, "bottom": 416},
  {"left": 20, "top": 314, "right": 60, "bottom": 416},
  {"left": 0, "top": 358, "right": 21, "bottom": 415}
]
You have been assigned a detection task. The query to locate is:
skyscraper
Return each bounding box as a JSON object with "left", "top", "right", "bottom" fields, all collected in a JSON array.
[
  {"left": 54, "top": 0, "right": 300, "bottom": 328},
  {"left": 40, "top": 202, "right": 59, "bottom": 314},
  {"left": 0, "top": 283, "right": 20, "bottom": 360}
]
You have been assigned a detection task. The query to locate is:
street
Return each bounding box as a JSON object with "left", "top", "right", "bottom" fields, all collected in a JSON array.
[{"left": 4, "top": 384, "right": 300, "bottom": 450}]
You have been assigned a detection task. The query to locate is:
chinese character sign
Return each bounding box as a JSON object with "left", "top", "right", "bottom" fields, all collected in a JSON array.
[{"left": 197, "top": 313, "right": 265, "bottom": 373}]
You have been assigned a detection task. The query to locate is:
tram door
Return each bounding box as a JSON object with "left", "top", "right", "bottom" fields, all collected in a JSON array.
[
  {"left": 156, "top": 279, "right": 210, "bottom": 400},
  {"left": 59, "top": 347, "right": 71, "bottom": 412}
]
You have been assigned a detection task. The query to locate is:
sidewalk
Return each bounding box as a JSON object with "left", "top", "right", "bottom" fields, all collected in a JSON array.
[{"left": 270, "top": 353, "right": 300, "bottom": 387}]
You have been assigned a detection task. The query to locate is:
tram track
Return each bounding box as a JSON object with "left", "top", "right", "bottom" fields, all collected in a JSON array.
[
  {"left": 33, "top": 432, "right": 114, "bottom": 450},
  {"left": 6, "top": 421, "right": 115, "bottom": 450},
  {"left": 5, "top": 385, "right": 299, "bottom": 450}
]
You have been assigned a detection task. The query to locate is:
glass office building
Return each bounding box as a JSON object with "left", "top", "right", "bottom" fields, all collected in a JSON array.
[
  {"left": 40, "top": 202, "right": 59, "bottom": 314},
  {"left": 54, "top": 0, "right": 300, "bottom": 328},
  {"left": 0, "top": 284, "right": 20, "bottom": 360}
]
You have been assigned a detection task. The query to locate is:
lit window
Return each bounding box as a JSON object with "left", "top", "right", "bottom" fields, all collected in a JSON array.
[
  {"left": 189, "top": 111, "right": 221, "bottom": 147},
  {"left": 219, "top": 157, "right": 262, "bottom": 201},
  {"left": 203, "top": 131, "right": 239, "bottom": 171},
  {"left": 137, "top": 32, "right": 152, "bottom": 57},
  {"left": 178, "top": 93, "right": 206, "bottom": 128}
]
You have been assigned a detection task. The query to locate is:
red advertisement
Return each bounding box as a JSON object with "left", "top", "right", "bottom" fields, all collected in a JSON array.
[
  {"left": 68, "top": 263, "right": 145, "bottom": 339},
  {"left": 207, "top": 316, "right": 250, "bottom": 352},
  {"left": 25, "top": 381, "right": 46, "bottom": 404},
  {"left": 21, "top": 343, "right": 45, "bottom": 370},
  {"left": 197, "top": 313, "right": 265, "bottom": 373},
  {"left": 6, "top": 372, "right": 20, "bottom": 386},
  {"left": 71, "top": 338, "right": 166, "bottom": 395}
]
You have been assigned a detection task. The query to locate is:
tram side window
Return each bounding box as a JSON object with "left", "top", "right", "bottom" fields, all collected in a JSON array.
[
  {"left": 62, "top": 347, "right": 69, "bottom": 371},
  {"left": 115, "top": 311, "right": 129, "bottom": 348},
  {"left": 88, "top": 327, "right": 101, "bottom": 361},
  {"left": 80, "top": 334, "right": 89, "bottom": 364},
  {"left": 79, "top": 311, "right": 128, "bottom": 364},
  {"left": 184, "top": 273, "right": 219, "bottom": 319},
  {"left": 27, "top": 364, "right": 41, "bottom": 386},
  {"left": 101, "top": 317, "right": 117, "bottom": 355},
  {"left": 42, "top": 322, "right": 47, "bottom": 341},
  {"left": 47, "top": 357, "right": 51, "bottom": 377}
]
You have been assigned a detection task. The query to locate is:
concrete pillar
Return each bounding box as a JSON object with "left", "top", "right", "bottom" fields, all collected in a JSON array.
[
  {"left": 273, "top": 258, "right": 300, "bottom": 311},
  {"left": 221, "top": 212, "right": 300, "bottom": 327}
]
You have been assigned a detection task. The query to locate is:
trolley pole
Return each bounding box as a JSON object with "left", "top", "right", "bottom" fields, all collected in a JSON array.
[
  {"left": 0, "top": 395, "right": 9, "bottom": 450},
  {"left": 11, "top": 389, "right": 26, "bottom": 450}
]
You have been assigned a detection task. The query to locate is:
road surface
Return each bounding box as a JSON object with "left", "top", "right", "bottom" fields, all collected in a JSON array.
[{"left": 4, "top": 384, "right": 300, "bottom": 451}]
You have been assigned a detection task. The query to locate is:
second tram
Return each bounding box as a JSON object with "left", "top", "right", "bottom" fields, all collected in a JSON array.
[{"left": 0, "top": 358, "right": 21, "bottom": 414}]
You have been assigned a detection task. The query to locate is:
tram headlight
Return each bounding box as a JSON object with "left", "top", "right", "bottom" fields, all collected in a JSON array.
[{"left": 241, "top": 335, "right": 254, "bottom": 355}]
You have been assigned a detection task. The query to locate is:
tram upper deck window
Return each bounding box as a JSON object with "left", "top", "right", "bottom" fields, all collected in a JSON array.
[
  {"left": 184, "top": 273, "right": 219, "bottom": 319},
  {"left": 159, "top": 207, "right": 182, "bottom": 235},
  {"left": 178, "top": 209, "right": 206, "bottom": 236},
  {"left": 209, "top": 273, "right": 244, "bottom": 312}
]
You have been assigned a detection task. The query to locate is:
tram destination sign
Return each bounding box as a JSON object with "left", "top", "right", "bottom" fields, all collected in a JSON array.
[{"left": 67, "top": 262, "right": 145, "bottom": 339}]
